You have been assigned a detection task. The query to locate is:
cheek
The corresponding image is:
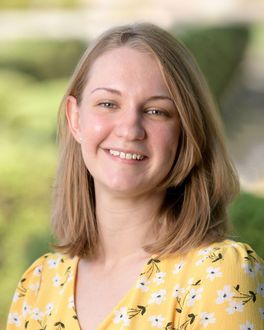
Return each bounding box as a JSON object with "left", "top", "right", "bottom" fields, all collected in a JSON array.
[
  {"left": 153, "top": 125, "right": 180, "bottom": 160},
  {"left": 80, "top": 113, "right": 109, "bottom": 141}
]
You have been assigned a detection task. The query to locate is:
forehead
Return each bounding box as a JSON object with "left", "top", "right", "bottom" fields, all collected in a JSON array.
[{"left": 84, "top": 46, "right": 169, "bottom": 95}]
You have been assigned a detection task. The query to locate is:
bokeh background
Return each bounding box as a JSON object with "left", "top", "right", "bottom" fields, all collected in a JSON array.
[{"left": 0, "top": 0, "right": 264, "bottom": 326}]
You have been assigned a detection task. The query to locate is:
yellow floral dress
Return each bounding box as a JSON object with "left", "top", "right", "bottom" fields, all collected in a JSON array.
[{"left": 6, "top": 240, "right": 264, "bottom": 329}]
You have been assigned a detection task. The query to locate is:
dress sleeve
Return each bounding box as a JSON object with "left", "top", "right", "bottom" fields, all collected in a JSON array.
[
  {"left": 6, "top": 254, "right": 50, "bottom": 329},
  {"left": 176, "top": 242, "right": 264, "bottom": 330}
]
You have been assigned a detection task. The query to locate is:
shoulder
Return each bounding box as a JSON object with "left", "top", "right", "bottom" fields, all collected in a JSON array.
[
  {"left": 7, "top": 253, "right": 79, "bottom": 330},
  {"left": 164, "top": 239, "right": 263, "bottom": 277},
  {"left": 148, "top": 239, "right": 263, "bottom": 303},
  {"left": 11, "top": 253, "right": 56, "bottom": 302},
  {"left": 162, "top": 240, "right": 264, "bottom": 329},
  {"left": 192, "top": 239, "right": 263, "bottom": 277},
  {"left": 7, "top": 252, "right": 78, "bottom": 328},
  {"left": 10, "top": 252, "right": 77, "bottom": 300},
  {"left": 17, "top": 252, "right": 77, "bottom": 287}
]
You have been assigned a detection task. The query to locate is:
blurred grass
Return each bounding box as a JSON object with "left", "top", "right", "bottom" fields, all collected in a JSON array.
[
  {"left": 229, "top": 193, "right": 264, "bottom": 257},
  {"left": 0, "top": 74, "right": 64, "bottom": 325},
  {"left": 173, "top": 24, "right": 250, "bottom": 102},
  {"left": 250, "top": 23, "right": 264, "bottom": 52},
  {"left": 0, "top": 0, "right": 81, "bottom": 9},
  {"left": 0, "top": 40, "right": 87, "bottom": 80},
  {"left": 0, "top": 24, "right": 264, "bottom": 328}
]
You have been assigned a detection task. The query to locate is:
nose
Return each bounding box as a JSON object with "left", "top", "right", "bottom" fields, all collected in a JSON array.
[{"left": 114, "top": 108, "right": 146, "bottom": 141}]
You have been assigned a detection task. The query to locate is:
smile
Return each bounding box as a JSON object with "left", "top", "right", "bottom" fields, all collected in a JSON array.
[{"left": 109, "top": 149, "right": 145, "bottom": 160}]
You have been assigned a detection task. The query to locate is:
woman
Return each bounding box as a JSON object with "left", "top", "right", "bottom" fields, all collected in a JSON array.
[{"left": 7, "top": 23, "right": 264, "bottom": 330}]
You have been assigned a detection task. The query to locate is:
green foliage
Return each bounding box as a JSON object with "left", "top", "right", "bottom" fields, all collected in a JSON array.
[
  {"left": 0, "top": 72, "right": 66, "bottom": 326},
  {"left": 229, "top": 192, "right": 264, "bottom": 257},
  {"left": 0, "top": 39, "right": 87, "bottom": 80},
  {"left": 171, "top": 24, "right": 250, "bottom": 101},
  {"left": 0, "top": 0, "right": 81, "bottom": 9}
]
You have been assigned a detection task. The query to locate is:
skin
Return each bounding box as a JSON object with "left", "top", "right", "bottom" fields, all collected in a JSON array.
[
  {"left": 66, "top": 46, "right": 181, "bottom": 329},
  {"left": 67, "top": 45, "right": 181, "bottom": 261},
  {"left": 67, "top": 46, "right": 180, "bottom": 198}
]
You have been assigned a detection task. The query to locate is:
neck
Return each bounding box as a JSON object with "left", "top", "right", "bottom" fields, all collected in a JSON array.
[{"left": 94, "top": 189, "right": 165, "bottom": 264}]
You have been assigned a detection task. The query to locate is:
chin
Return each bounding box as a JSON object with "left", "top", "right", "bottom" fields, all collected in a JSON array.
[
  {"left": 99, "top": 179, "right": 149, "bottom": 197},
  {"left": 108, "top": 183, "right": 142, "bottom": 195}
]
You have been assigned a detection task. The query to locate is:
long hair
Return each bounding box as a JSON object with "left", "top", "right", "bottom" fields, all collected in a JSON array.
[{"left": 52, "top": 23, "right": 239, "bottom": 258}]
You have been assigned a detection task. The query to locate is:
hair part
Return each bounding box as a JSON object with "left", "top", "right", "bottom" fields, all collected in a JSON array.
[{"left": 52, "top": 22, "right": 239, "bottom": 259}]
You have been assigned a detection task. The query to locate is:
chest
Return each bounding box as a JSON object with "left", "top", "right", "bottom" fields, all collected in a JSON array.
[{"left": 75, "top": 260, "right": 146, "bottom": 330}]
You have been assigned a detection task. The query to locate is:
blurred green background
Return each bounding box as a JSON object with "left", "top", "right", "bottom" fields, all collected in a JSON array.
[{"left": 1, "top": 1, "right": 264, "bottom": 327}]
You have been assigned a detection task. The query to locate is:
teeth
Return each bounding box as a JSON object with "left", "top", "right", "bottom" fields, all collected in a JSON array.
[
  {"left": 125, "top": 153, "right": 132, "bottom": 159},
  {"left": 109, "top": 149, "right": 144, "bottom": 160},
  {"left": 111, "top": 150, "right": 119, "bottom": 156}
]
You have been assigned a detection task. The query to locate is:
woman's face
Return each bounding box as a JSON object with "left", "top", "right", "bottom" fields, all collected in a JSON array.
[{"left": 66, "top": 46, "right": 180, "bottom": 198}]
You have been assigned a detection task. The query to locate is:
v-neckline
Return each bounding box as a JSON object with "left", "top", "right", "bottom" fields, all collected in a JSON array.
[{"left": 72, "top": 254, "right": 155, "bottom": 330}]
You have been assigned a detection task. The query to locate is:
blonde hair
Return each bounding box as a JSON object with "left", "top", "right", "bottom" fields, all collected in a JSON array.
[{"left": 52, "top": 23, "right": 239, "bottom": 258}]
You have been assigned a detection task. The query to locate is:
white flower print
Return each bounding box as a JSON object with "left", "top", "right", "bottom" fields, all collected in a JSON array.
[
  {"left": 259, "top": 308, "right": 264, "bottom": 320},
  {"left": 59, "top": 288, "right": 65, "bottom": 295},
  {"left": 173, "top": 261, "right": 185, "bottom": 274},
  {"left": 46, "top": 303, "right": 54, "bottom": 315},
  {"left": 48, "top": 257, "right": 60, "bottom": 269},
  {"left": 113, "top": 307, "right": 130, "bottom": 326},
  {"left": 148, "top": 315, "right": 165, "bottom": 328},
  {"left": 29, "top": 282, "right": 40, "bottom": 292},
  {"left": 153, "top": 272, "right": 166, "bottom": 285},
  {"left": 187, "top": 278, "right": 195, "bottom": 286},
  {"left": 198, "top": 247, "right": 213, "bottom": 256},
  {"left": 172, "top": 284, "right": 185, "bottom": 298},
  {"left": 68, "top": 295, "right": 74, "bottom": 309},
  {"left": 148, "top": 289, "right": 167, "bottom": 304},
  {"left": 240, "top": 321, "right": 254, "bottom": 330},
  {"left": 33, "top": 265, "right": 42, "bottom": 276},
  {"left": 255, "top": 262, "right": 264, "bottom": 275},
  {"left": 8, "top": 312, "right": 21, "bottom": 327},
  {"left": 226, "top": 301, "right": 244, "bottom": 314},
  {"left": 257, "top": 283, "right": 264, "bottom": 297},
  {"left": 22, "top": 302, "right": 31, "bottom": 317},
  {"left": 31, "top": 307, "right": 44, "bottom": 321},
  {"left": 200, "top": 312, "right": 216, "bottom": 327},
  {"left": 53, "top": 275, "right": 61, "bottom": 287},
  {"left": 216, "top": 285, "right": 234, "bottom": 304},
  {"left": 186, "top": 287, "right": 203, "bottom": 306},
  {"left": 206, "top": 266, "right": 222, "bottom": 281},
  {"left": 136, "top": 276, "right": 151, "bottom": 292},
  {"left": 195, "top": 257, "right": 207, "bottom": 266},
  {"left": 12, "top": 291, "right": 19, "bottom": 302},
  {"left": 68, "top": 272, "right": 74, "bottom": 282},
  {"left": 242, "top": 263, "right": 255, "bottom": 277}
]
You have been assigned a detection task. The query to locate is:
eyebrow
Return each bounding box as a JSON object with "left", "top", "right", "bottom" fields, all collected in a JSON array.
[
  {"left": 90, "top": 87, "right": 174, "bottom": 103},
  {"left": 91, "top": 87, "right": 121, "bottom": 95}
]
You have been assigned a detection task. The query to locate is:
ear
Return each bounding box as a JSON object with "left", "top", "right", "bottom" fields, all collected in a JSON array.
[{"left": 65, "top": 96, "right": 82, "bottom": 143}]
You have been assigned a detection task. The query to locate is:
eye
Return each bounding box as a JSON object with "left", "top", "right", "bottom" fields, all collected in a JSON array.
[
  {"left": 145, "top": 109, "right": 168, "bottom": 116},
  {"left": 98, "top": 101, "right": 116, "bottom": 108}
]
